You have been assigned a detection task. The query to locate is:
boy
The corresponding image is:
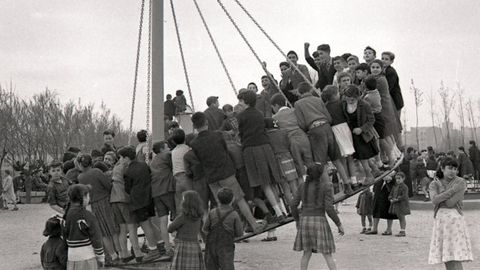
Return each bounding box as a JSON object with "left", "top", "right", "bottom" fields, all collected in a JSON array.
[
  {"left": 203, "top": 188, "right": 243, "bottom": 270},
  {"left": 332, "top": 56, "right": 349, "bottom": 87},
  {"left": 284, "top": 50, "right": 312, "bottom": 89},
  {"left": 204, "top": 96, "right": 226, "bottom": 131},
  {"left": 102, "top": 129, "right": 116, "bottom": 154},
  {"left": 171, "top": 128, "right": 193, "bottom": 212},
  {"left": 354, "top": 63, "right": 370, "bottom": 91},
  {"left": 270, "top": 93, "right": 312, "bottom": 183},
  {"left": 150, "top": 141, "right": 176, "bottom": 257},
  {"left": 220, "top": 104, "right": 239, "bottom": 138},
  {"left": 294, "top": 82, "right": 353, "bottom": 193},
  {"left": 173, "top": 90, "right": 187, "bottom": 114},
  {"left": 119, "top": 146, "right": 162, "bottom": 261},
  {"left": 135, "top": 129, "right": 149, "bottom": 162},
  {"left": 363, "top": 46, "right": 376, "bottom": 64},
  {"left": 164, "top": 94, "right": 176, "bottom": 121},
  {"left": 2, "top": 170, "right": 17, "bottom": 211},
  {"left": 304, "top": 42, "right": 335, "bottom": 90},
  {"left": 47, "top": 161, "right": 70, "bottom": 214},
  {"left": 278, "top": 62, "right": 299, "bottom": 105},
  {"left": 337, "top": 71, "right": 352, "bottom": 93},
  {"left": 190, "top": 112, "right": 264, "bottom": 233}
]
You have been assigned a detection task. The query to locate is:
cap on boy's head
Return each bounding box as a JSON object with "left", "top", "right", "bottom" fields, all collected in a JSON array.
[
  {"left": 279, "top": 61, "right": 290, "bottom": 68},
  {"left": 297, "top": 82, "right": 312, "bottom": 95},
  {"left": 343, "top": 85, "right": 361, "bottom": 98},
  {"left": 287, "top": 50, "right": 298, "bottom": 58},
  {"left": 217, "top": 187, "right": 234, "bottom": 205},
  {"left": 152, "top": 141, "right": 166, "bottom": 154},
  {"left": 270, "top": 93, "right": 287, "bottom": 107},
  {"left": 191, "top": 112, "right": 207, "bottom": 129},
  {"left": 364, "top": 75, "right": 377, "bottom": 91},
  {"left": 364, "top": 46, "right": 376, "bottom": 56},
  {"left": 355, "top": 63, "right": 369, "bottom": 72},
  {"left": 264, "top": 118, "right": 278, "bottom": 129},
  {"left": 62, "top": 152, "right": 77, "bottom": 163},
  {"left": 206, "top": 96, "right": 219, "bottom": 106},
  {"left": 321, "top": 85, "right": 339, "bottom": 103},
  {"left": 43, "top": 216, "right": 62, "bottom": 237},
  {"left": 317, "top": 44, "right": 331, "bottom": 53},
  {"left": 49, "top": 160, "right": 62, "bottom": 170},
  {"left": 176, "top": 90, "right": 184, "bottom": 96},
  {"left": 67, "top": 147, "right": 81, "bottom": 154}
]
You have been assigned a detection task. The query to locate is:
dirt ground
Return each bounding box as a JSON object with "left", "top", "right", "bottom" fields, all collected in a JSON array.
[{"left": 1, "top": 198, "right": 479, "bottom": 270}]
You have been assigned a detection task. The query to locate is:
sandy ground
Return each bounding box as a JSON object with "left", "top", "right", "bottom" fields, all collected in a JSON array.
[{"left": 1, "top": 198, "right": 479, "bottom": 270}]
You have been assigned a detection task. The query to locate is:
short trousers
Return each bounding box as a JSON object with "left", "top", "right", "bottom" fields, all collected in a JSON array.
[
  {"left": 153, "top": 193, "right": 176, "bottom": 217},
  {"left": 131, "top": 202, "right": 155, "bottom": 223},
  {"left": 209, "top": 175, "right": 245, "bottom": 203},
  {"left": 308, "top": 123, "right": 341, "bottom": 163}
]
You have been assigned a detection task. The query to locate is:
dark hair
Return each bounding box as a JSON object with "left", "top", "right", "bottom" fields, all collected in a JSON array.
[
  {"left": 117, "top": 146, "right": 136, "bottom": 160},
  {"left": 93, "top": 161, "right": 109, "bottom": 172},
  {"left": 298, "top": 82, "right": 312, "bottom": 95},
  {"left": 136, "top": 129, "right": 148, "bottom": 143},
  {"left": 185, "top": 133, "right": 197, "bottom": 147},
  {"left": 321, "top": 85, "right": 339, "bottom": 103},
  {"left": 191, "top": 112, "right": 207, "bottom": 129},
  {"left": 62, "top": 160, "right": 75, "bottom": 174},
  {"left": 382, "top": 51, "right": 395, "bottom": 61},
  {"left": 62, "top": 152, "right": 77, "bottom": 163},
  {"left": 407, "top": 147, "right": 415, "bottom": 154},
  {"left": 168, "top": 121, "right": 180, "bottom": 130},
  {"left": 364, "top": 46, "right": 377, "bottom": 56},
  {"left": 76, "top": 154, "right": 93, "bottom": 168},
  {"left": 101, "top": 144, "right": 115, "bottom": 155},
  {"left": 247, "top": 82, "right": 257, "bottom": 89},
  {"left": 355, "top": 63, "right": 369, "bottom": 72},
  {"left": 364, "top": 75, "right": 377, "bottom": 90},
  {"left": 152, "top": 141, "right": 166, "bottom": 154},
  {"left": 337, "top": 71, "right": 351, "bottom": 83},
  {"left": 341, "top": 53, "right": 352, "bottom": 62},
  {"left": 222, "top": 104, "right": 233, "bottom": 113},
  {"left": 436, "top": 157, "right": 459, "bottom": 178},
  {"left": 370, "top": 59, "right": 384, "bottom": 69},
  {"left": 43, "top": 217, "right": 62, "bottom": 237},
  {"left": 287, "top": 50, "right": 298, "bottom": 58},
  {"left": 103, "top": 129, "right": 115, "bottom": 137},
  {"left": 49, "top": 160, "right": 62, "bottom": 170},
  {"left": 237, "top": 90, "right": 257, "bottom": 107},
  {"left": 90, "top": 149, "right": 103, "bottom": 158},
  {"left": 217, "top": 187, "right": 234, "bottom": 205},
  {"left": 176, "top": 90, "right": 184, "bottom": 96},
  {"left": 279, "top": 61, "right": 290, "bottom": 68},
  {"left": 166, "top": 94, "right": 172, "bottom": 99},
  {"left": 181, "top": 190, "right": 204, "bottom": 219},
  {"left": 332, "top": 56, "right": 346, "bottom": 63},
  {"left": 261, "top": 75, "right": 269, "bottom": 81},
  {"left": 67, "top": 147, "right": 81, "bottom": 153},
  {"left": 458, "top": 146, "right": 465, "bottom": 152},
  {"left": 343, "top": 85, "right": 361, "bottom": 98},
  {"left": 171, "top": 128, "right": 186, "bottom": 144},
  {"left": 312, "top": 51, "right": 320, "bottom": 58},
  {"left": 270, "top": 93, "right": 287, "bottom": 107},
  {"left": 395, "top": 171, "right": 406, "bottom": 180},
  {"left": 304, "top": 163, "right": 325, "bottom": 206},
  {"left": 470, "top": 140, "right": 476, "bottom": 146},
  {"left": 317, "top": 44, "right": 331, "bottom": 53},
  {"left": 63, "top": 184, "right": 90, "bottom": 223}
]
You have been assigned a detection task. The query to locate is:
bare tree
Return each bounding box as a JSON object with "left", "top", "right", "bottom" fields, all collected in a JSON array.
[
  {"left": 438, "top": 81, "right": 456, "bottom": 151},
  {"left": 410, "top": 79, "right": 424, "bottom": 150},
  {"left": 428, "top": 88, "right": 439, "bottom": 149},
  {"left": 466, "top": 100, "right": 477, "bottom": 142},
  {"left": 456, "top": 83, "right": 466, "bottom": 147}
]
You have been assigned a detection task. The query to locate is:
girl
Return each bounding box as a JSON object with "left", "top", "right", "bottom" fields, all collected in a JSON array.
[
  {"left": 343, "top": 85, "right": 379, "bottom": 185},
  {"left": 356, "top": 188, "right": 373, "bottom": 234},
  {"left": 76, "top": 154, "right": 120, "bottom": 265},
  {"left": 41, "top": 216, "right": 67, "bottom": 270},
  {"left": 237, "top": 90, "right": 286, "bottom": 223},
  {"left": 428, "top": 157, "right": 473, "bottom": 270},
  {"left": 366, "top": 171, "right": 398, "bottom": 235},
  {"left": 388, "top": 172, "right": 410, "bottom": 237},
  {"left": 369, "top": 60, "right": 402, "bottom": 166},
  {"left": 64, "top": 184, "right": 104, "bottom": 269},
  {"left": 291, "top": 163, "right": 344, "bottom": 270},
  {"left": 168, "top": 190, "right": 205, "bottom": 270}
]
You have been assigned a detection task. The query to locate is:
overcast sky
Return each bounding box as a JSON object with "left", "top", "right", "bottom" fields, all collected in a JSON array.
[{"left": 2, "top": 0, "right": 480, "bottom": 130}]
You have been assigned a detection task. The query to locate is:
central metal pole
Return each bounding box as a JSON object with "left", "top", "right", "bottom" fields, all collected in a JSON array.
[{"left": 151, "top": 0, "right": 164, "bottom": 141}]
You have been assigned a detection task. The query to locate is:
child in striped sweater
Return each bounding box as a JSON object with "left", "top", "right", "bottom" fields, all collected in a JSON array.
[{"left": 64, "top": 184, "right": 104, "bottom": 269}]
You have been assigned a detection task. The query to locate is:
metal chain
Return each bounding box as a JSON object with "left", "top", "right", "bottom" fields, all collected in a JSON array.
[
  {"left": 145, "top": 0, "right": 153, "bottom": 162},
  {"left": 192, "top": 0, "right": 237, "bottom": 96},
  {"left": 128, "top": 0, "right": 146, "bottom": 145},
  {"left": 232, "top": 0, "right": 315, "bottom": 90},
  {"left": 170, "top": 0, "right": 195, "bottom": 112},
  {"left": 216, "top": 0, "right": 291, "bottom": 107}
]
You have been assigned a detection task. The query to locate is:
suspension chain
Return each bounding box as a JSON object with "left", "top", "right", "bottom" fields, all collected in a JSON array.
[
  {"left": 193, "top": 0, "right": 237, "bottom": 96},
  {"left": 170, "top": 0, "right": 195, "bottom": 112},
  {"left": 146, "top": 0, "right": 153, "bottom": 160},
  {"left": 128, "top": 0, "right": 146, "bottom": 145}
]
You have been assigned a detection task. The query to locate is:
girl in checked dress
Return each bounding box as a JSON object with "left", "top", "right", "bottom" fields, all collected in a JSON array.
[{"left": 291, "top": 163, "right": 345, "bottom": 270}]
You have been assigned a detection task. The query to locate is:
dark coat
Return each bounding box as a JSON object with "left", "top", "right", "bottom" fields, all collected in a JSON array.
[
  {"left": 372, "top": 180, "right": 398, "bottom": 220},
  {"left": 469, "top": 145, "right": 480, "bottom": 165},
  {"left": 124, "top": 161, "right": 153, "bottom": 211},
  {"left": 342, "top": 99, "right": 378, "bottom": 143},
  {"left": 388, "top": 183, "right": 411, "bottom": 216},
  {"left": 384, "top": 66, "right": 404, "bottom": 110},
  {"left": 457, "top": 151, "right": 474, "bottom": 177}
]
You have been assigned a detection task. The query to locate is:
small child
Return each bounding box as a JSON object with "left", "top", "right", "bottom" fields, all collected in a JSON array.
[
  {"left": 2, "top": 170, "right": 17, "bottom": 211},
  {"left": 389, "top": 171, "right": 410, "bottom": 237},
  {"left": 291, "top": 163, "right": 344, "bottom": 270},
  {"left": 47, "top": 161, "right": 70, "bottom": 215},
  {"left": 174, "top": 90, "right": 187, "bottom": 115},
  {"left": 41, "top": 216, "right": 68, "bottom": 270},
  {"left": 221, "top": 104, "right": 240, "bottom": 141},
  {"left": 356, "top": 188, "right": 373, "bottom": 233},
  {"left": 64, "top": 184, "right": 105, "bottom": 269},
  {"left": 332, "top": 56, "right": 349, "bottom": 87},
  {"left": 203, "top": 188, "right": 243, "bottom": 270},
  {"left": 168, "top": 190, "right": 206, "bottom": 270}
]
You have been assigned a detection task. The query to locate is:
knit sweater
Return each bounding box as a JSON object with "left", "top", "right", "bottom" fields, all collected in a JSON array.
[
  {"left": 168, "top": 213, "right": 202, "bottom": 241},
  {"left": 77, "top": 168, "right": 112, "bottom": 203},
  {"left": 429, "top": 177, "right": 466, "bottom": 218},
  {"left": 363, "top": 89, "right": 382, "bottom": 114},
  {"left": 294, "top": 92, "right": 332, "bottom": 131}
]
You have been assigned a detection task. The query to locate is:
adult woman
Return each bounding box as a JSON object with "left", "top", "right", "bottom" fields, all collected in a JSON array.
[
  {"left": 428, "top": 157, "right": 473, "bottom": 270},
  {"left": 366, "top": 171, "right": 398, "bottom": 235}
]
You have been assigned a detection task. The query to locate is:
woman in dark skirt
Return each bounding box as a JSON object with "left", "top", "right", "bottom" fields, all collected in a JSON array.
[
  {"left": 343, "top": 85, "right": 379, "bottom": 184},
  {"left": 236, "top": 89, "right": 285, "bottom": 222},
  {"left": 366, "top": 172, "right": 398, "bottom": 235}
]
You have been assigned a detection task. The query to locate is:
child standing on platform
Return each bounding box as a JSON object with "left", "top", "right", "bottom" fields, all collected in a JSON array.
[
  {"left": 203, "top": 188, "right": 243, "bottom": 270},
  {"left": 356, "top": 188, "right": 373, "bottom": 233},
  {"left": 389, "top": 172, "right": 410, "bottom": 237},
  {"left": 41, "top": 216, "right": 67, "bottom": 270},
  {"left": 292, "top": 163, "right": 344, "bottom": 270},
  {"left": 168, "top": 190, "right": 205, "bottom": 270},
  {"left": 64, "top": 184, "right": 105, "bottom": 269}
]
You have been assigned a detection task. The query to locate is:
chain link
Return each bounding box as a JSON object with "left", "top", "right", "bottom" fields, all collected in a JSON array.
[
  {"left": 145, "top": 0, "right": 153, "bottom": 162},
  {"left": 170, "top": 0, "right": 195, "bottom": 112},
  {"left": 193, "top": 0, "right": 237, "bottom": 96},
  {"left": 128, "top": 0, "right": 146, "bottom": 145}
]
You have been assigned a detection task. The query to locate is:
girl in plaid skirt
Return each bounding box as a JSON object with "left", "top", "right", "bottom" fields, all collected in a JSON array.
[
  {"left": 291, "top": 163, "right": 345, "bottom": 270},
  {"left": 168, "top": 191, "right": 205, "bottom": 270}
]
